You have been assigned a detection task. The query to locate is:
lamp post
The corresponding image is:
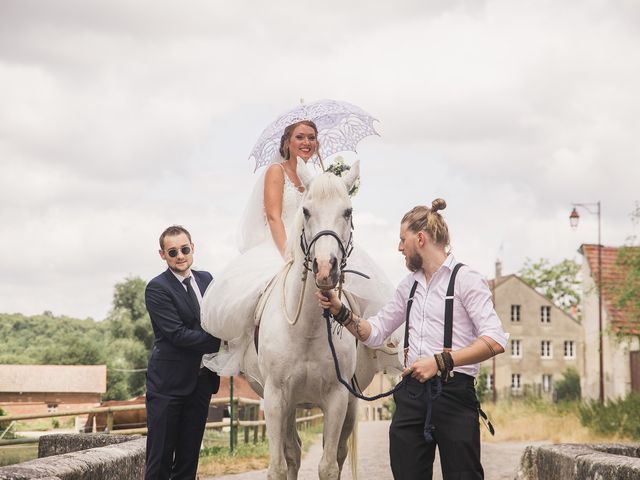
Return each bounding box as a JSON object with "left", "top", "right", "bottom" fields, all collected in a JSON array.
[{"left": 569, "top": 201, "right": 603, "bottom": 403}]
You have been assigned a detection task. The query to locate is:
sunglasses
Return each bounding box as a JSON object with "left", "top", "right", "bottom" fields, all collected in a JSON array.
[{"left": 166, "top": 246, "right": 192, "bottom": 258}]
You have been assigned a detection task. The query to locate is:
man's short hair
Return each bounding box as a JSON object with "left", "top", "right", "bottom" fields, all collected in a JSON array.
[{"left": 159, "top": 225, "right": 192, "bottom": 250}]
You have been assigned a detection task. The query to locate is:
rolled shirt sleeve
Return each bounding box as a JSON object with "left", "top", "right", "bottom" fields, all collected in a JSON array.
[{"left": 459, "top": 269, "right": 509, "bottom": 349}]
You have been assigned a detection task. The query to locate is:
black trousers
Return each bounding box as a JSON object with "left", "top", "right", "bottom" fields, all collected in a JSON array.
[
  {"left": 145, "top": 372, "right": 215, "bottom": 480},
  {"left": 389, "top": 373, "right": 483, "bottom": 480}
]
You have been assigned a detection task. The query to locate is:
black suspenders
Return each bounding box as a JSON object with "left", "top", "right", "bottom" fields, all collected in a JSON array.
[{"left": 403, "top": 263, "right": 464, "bottom": 367}]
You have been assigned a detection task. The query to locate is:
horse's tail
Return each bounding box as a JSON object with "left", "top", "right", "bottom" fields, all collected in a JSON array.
[{"left": 348, "top": 413, "right": 359, "bottom": 480}]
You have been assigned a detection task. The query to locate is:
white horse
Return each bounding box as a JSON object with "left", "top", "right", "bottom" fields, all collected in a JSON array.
[{"left": 242, "top": 161, "right": 397, "bottom": 480}]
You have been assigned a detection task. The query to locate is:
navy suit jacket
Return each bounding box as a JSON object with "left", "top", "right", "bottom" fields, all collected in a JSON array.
[{"left": 145, "top": 268, "right": 221, "bottom": 397}]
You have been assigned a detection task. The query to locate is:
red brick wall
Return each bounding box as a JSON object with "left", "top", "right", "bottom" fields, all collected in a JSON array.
[{"left": 0, "top": 392, "right": 101, "bottom": 416}]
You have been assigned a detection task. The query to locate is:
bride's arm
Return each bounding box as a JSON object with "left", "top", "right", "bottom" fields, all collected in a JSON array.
[{"left": 264, "top": 164, "right": 287, "bottom": 258}]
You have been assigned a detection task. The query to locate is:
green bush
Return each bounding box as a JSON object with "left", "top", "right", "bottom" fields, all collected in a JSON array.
[
  {"left": 554, "top": 367, "right": 581, "bottom": 402},
  {"left": 579, "top": 393, "right": 640, "bottom": 439}
]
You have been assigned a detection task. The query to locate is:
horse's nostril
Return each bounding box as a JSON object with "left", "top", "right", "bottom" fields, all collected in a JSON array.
[{"left": 312, "top": 259, "right": 318, "bottom": 274}]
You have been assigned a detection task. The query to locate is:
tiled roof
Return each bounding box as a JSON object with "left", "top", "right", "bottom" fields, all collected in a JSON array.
[
  {"left": 0, "top": 364, "right": 107, "bottom": 393},
  {"left": 580, "top": 244, "right": 640, "bottom": 335}
]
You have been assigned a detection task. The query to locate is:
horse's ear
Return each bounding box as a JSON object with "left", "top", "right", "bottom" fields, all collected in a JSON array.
[
  {"left": 296, "top": 156, "right": 313, "bottom": 189},
  {"left": 341, "top": 160, "right": 360, "bottom": 192}
]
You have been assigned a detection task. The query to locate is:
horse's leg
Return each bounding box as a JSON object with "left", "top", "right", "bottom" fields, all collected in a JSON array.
[
  {"left": 284, "top": 409, "right": 302, "bottom": 480},
  {"left": 264, "top": 381, "right": 289, "bottom": 480},
  {"left": 318, "top": 389, "right": 349, "bottom": 480},
  {"left": 337, "top": 395, "right": 358, "bottom": 478}
]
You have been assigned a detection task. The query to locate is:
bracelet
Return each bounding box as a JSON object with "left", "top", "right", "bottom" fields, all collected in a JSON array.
[
  {"left": 479, "top": 336, "right": 497, "bottom": 357},
  {"left": 342, "top": 310, "right": 354, "bottom": 328},
  {"left": 333, "top": 304, "right": 352, "bottom": 325},
  {"left": 434, "top": 351, "right": 455, "bottom": 382}
]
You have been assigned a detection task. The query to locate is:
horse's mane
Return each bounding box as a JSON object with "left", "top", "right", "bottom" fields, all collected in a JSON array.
[{"left": 286, "top": 173, "right": 349, "bottom": 263}]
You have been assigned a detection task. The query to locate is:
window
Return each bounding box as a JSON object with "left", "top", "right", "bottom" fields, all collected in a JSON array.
[
  {"left": 541, "top": 306, "right": 551, "bottom": 323},
  {"left": 511, "top": 305, "right": 521, "bottom": 322},
  {"left": 511, "top": 339, "right": 522, "bottom": 358},
  {"left": 511, "top": 373, "right": 522, "bottom": 391},
  {"left": 47, "top": 403, "right": 58, "bottom": 413},
  {"left": 542, "top": 374, "right": 553, "bottom": 393},
  {"left": 541, "top": 340, "right": 552, "bottom": 359},
  {"left": 564, "top": 340, "right": 576, "bottom": 359},
  {"left": 485, "top": 373, "right": 494, "bottom": 392}
]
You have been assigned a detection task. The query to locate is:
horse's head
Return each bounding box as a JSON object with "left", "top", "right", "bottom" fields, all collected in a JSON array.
[{"left": 296, "top": 157, "right": 360, "bottom": 290}]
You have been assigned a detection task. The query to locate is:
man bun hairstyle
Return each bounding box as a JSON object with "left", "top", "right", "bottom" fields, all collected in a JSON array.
[
  {"left": 401, "top": 198, "right": 450, "bottom": 249},
  {"left": 279, "top": 120, "right": 320, "bottom": 160},
  {"left": 159, "top": 225, "right": 192, "bottom": 250},
  {"left": 431, "top": 198, "right": 446, "bottom": 212}
]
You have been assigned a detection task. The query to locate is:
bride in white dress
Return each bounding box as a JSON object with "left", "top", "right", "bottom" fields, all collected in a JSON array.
[{"left": 201, "top": 120, "right": 394, "bottom": 375}]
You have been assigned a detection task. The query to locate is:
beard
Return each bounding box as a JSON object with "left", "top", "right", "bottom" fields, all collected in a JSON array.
[{"left": 406, "top": 252, "right": 422, "bottom": 273}]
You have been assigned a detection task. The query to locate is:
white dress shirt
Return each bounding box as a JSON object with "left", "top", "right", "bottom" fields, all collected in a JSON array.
[{"left": 363, "top": 254, "right": 509, "bottom": 377}]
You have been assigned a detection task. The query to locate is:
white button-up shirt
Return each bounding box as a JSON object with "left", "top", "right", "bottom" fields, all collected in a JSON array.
[{"left": 363, "top": 254, "right": 509, "bottom": 377}]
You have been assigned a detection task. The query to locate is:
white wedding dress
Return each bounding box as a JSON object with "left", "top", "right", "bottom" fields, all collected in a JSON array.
[{"left": 201, "top": 158, "right": 394, "bottom": 375}]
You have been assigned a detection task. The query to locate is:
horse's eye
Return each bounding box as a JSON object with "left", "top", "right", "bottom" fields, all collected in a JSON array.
[
  {"left": 303, "top": 207, "right": 310, "bottom": 219},
  {"left": 343, "top": 208, "right": 352, "bottom": 219}
]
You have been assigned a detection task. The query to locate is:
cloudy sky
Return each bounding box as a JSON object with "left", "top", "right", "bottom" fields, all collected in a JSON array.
[{"left": 2, "top": 0, "right": 639, "bottom": 320}]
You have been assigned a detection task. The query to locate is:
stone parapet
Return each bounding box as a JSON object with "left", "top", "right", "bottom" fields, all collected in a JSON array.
[
  {"left": 0, "top": 434, "right": 145, "bottom": 480},
  {"left": 517, "top": 443, "right": 640, "bottom": 480}
]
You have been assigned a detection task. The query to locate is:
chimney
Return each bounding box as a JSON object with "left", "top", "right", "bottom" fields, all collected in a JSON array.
[{"left": 495, "top": 258, "right": 502, "bottom": 279}]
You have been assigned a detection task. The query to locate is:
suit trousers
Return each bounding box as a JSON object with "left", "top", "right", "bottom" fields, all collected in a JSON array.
[
  {"left": 389, "top": 373, "right": 483, "bottom": 480},
  {"left": 145, "top": 372, "right": 215, "bottom": 480}
]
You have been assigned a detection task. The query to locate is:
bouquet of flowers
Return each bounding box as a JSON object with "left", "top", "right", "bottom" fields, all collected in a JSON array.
[{"left": 325, "top": 156, "right": 360, "bottom": 197}]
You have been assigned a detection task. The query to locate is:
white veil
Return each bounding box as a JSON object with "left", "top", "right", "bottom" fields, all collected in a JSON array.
[{"left": 236, "top": 153, "right": 286, "bottom": 253}]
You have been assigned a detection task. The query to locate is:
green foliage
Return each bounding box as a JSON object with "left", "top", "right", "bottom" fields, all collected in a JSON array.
[
  {"left": 579, "top": 394, "right": 640, "bottom": 439},
  {"left": 519, "top": 258, "right": 581, "bottom": 313},
  {"left": 476, "top": 368, "right": 490, "bottom": 403},
  {"left": 554, "top": 367, "right": 581, "bottom": 403},
  {"left": 112, "top": 277, "right": 148, "bottom": 320},
  {"left": 104, "top": 338, "right": 148, "bottom": 400},
  {"left": 0, "top": 314, "right": 105, "bottom": 365}
]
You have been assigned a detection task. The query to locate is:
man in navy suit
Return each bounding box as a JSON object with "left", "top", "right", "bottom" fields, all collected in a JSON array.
[{"left": 144, "top": 225, "right": 221, "bottom": 480}]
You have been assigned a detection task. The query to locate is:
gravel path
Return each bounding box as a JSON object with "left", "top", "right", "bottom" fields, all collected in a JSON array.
[{"left": 205, "top": 420, "right": 540, "bottom": 479}]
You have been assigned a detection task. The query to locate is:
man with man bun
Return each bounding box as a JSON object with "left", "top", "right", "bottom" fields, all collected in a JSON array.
[{"left": 318, "top": 199, "right": 509, "bottom": 479}]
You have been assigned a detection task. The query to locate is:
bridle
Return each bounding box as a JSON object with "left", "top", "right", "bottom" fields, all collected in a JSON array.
[
  {"left": 299, "top": 218, "right": 370, "bottom": 285},
  {"left": 281, "top": 219, "right": 368, "bottom": 326}
]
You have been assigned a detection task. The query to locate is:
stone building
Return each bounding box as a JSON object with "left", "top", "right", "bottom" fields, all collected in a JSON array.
[
  {"left": 482, "top": 262, "right": 584, "bottom": 400},
  {"left": 0, "top": 364, "right": 106, "bottom": 415},
  {"left": 580, "top": 244, "right": 640, "bottom": 400}
]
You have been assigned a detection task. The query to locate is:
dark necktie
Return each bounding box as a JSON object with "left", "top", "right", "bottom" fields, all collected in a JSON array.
[{"left": 183, "top": 277, "right": 201, "bottom": 317}]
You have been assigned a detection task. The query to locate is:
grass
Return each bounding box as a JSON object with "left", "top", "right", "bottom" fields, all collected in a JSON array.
[
  {"left": 197, "top": 424, "right": 323, "bottom": 477},
  {"left": 480, "top": 399, "right": 631, "bottom": 444}
]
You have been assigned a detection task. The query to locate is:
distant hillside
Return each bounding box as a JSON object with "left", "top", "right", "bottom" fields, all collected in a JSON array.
[{"left": 0, "top": 312, "right": 106, "bottom": 365}]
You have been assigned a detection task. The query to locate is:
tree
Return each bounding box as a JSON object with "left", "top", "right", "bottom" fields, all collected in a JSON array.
[
  {"left": 554, "top": 367, "right": 581, "bottom": 402},
  {"left": 112, "top": 277, "right": 148, "bottom": 321},
  {"left": 518, "top": 258, "right": 581, "bottom": 314},
  {"left": 109, "top": 276, "right": 153, "bottom": 348}
]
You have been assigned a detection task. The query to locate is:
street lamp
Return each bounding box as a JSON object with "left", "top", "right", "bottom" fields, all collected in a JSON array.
[{"left": 569, "top": 201, "right": 603, "bottom": 403}]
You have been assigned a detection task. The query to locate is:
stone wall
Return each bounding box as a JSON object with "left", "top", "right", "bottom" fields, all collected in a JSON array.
[
  {"left": 517, "top": 443, "right": 640, "bottom": 480},
  {"left": 0, "top": 434, "right": 145, "bottom": 480}
]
